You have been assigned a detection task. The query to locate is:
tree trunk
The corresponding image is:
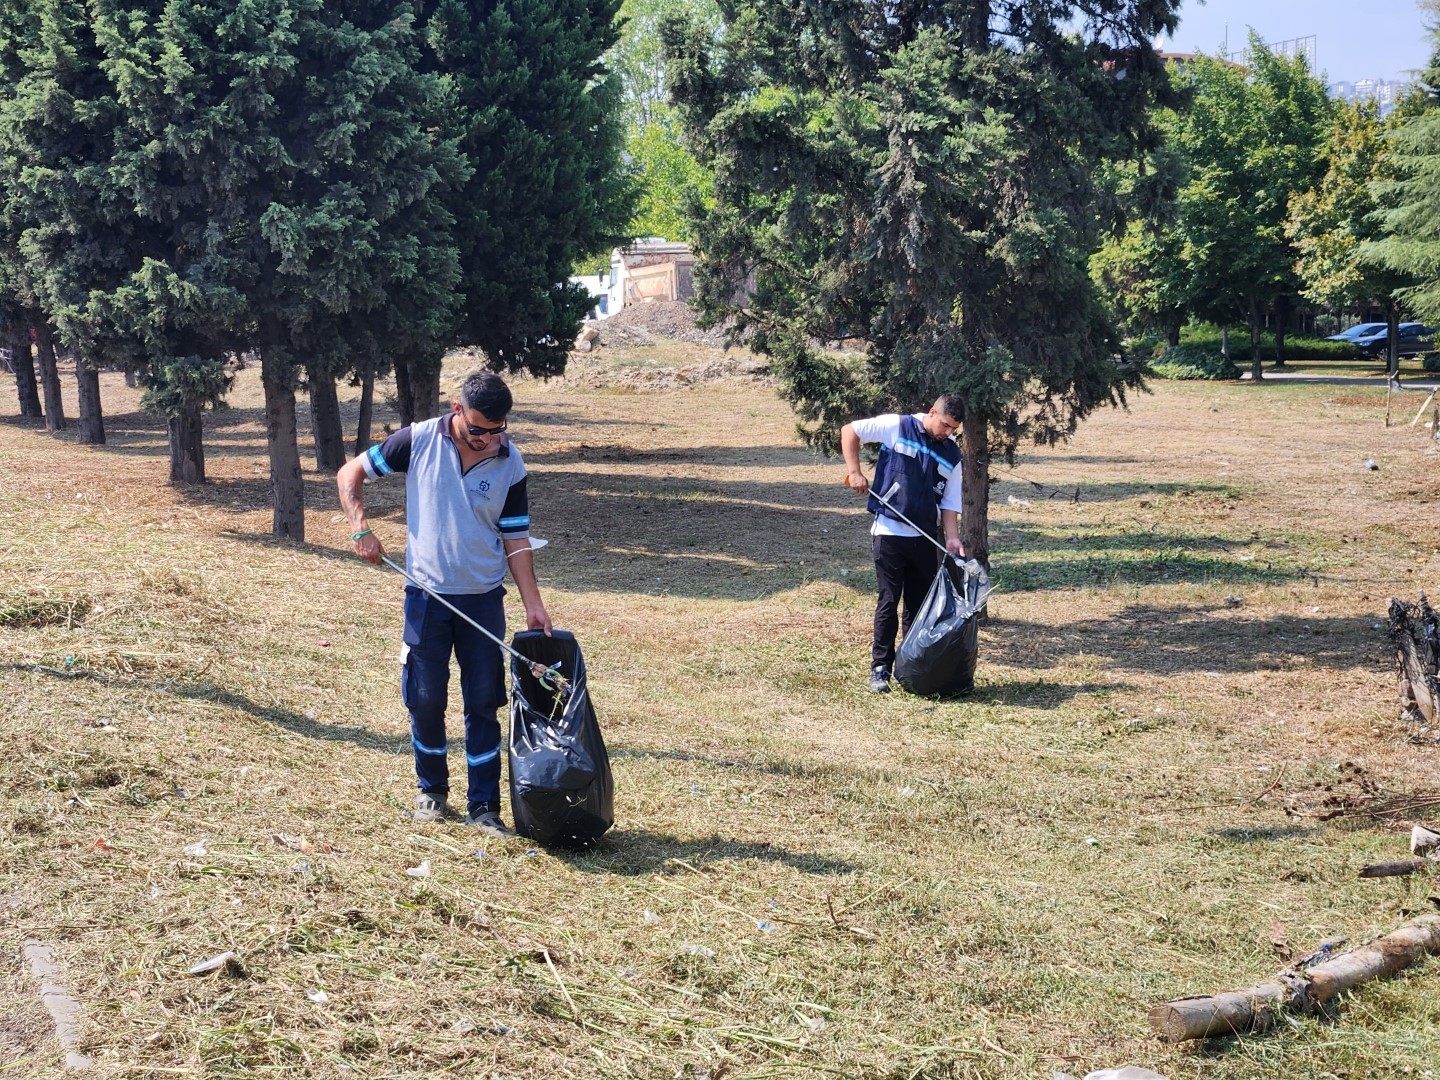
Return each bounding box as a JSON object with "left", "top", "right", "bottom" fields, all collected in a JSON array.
[
  {"left": 308, "top": 373, "right": 346, "bottom": 474},
  {"left": 75, "top": 356, "right": 105, "bottom": 444},
  {"left": 413, "top": 362, "right": 441, "bottom": 421},
  {"left": 11, "top": 327, "right": 42, "bottom": 418},
  {"left": 393, "top": 357, "right": 417, "bottom": 426},
  {"left": 261, "top": 346, "right": 305, "bottom": 541},
  {"left": 124, "top": 368, "right": 138, "bottom": 388},
  {"left": 1165, "top": 322, "right": 1181, "bottom": 348},
  {"left": 354, "top": 372, "right": 375, "bottom": 456},
  {"left": 1386, "top": 299, "right": 1401, "bottom": 381},
  {"left": 33, "top": 321, "right": 65, "bottom": 432},
  {"left": 1220, "top": 325, "right": 1229, "bottom": 362},
  {"left": 167, "top": 404, "right": 206, "bottom": 483},
  {"left": 1248, "top": 299, "right": 1263, "bottom": 382},
  {"left": 396, "top": 356, "right": 442, "bottom": 424},
  {"left": 1273, "top": 297, "right": 1290, "bottom": 368},
  {"left": 960, "top": 415, "right": 990, "bottom": 572}
]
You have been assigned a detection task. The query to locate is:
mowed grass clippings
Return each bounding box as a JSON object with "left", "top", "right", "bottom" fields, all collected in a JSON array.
[{"left": 2, "top": 356, "right": 1440, "bottom": 1078}]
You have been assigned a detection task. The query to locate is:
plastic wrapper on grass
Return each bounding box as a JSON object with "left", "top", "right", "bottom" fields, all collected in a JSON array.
[
  {"left": 508, "top": 630, "right": 613, "bottom": 849},
  {"left": 894, "top": 561, "right": 984, "bottom": 698}
]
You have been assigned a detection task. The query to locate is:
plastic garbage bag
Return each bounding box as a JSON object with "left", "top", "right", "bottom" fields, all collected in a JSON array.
[
  {"left": 893, "top": 559, "right": 987, "bottom": 697},
  {"left": 508, "top": 630, "right": 614, "bottom": 848}
]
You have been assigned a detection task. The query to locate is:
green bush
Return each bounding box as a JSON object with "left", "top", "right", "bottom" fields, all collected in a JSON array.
[
  {"left": 1178, "top": 326, "right": 1355, "bottom": 362},
  {"left": 1146, "top": 342, "right": 1239, "bottom": 380}
]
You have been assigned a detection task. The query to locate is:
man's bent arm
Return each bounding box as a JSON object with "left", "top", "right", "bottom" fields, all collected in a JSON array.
[
  {"left": 840, "top": 423, "right": 868, "bottom": 493},
  {"left": 337, "top": 456, "right": 383, "bottom": 564}
]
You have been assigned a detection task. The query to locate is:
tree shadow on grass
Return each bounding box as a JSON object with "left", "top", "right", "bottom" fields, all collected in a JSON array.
[
  {"left": 8, "top": 663, "right": 402, "bottom": 753},
  {"left": 561, "top": 827, "right": 857, "bottom": 877},
  {"left": 959, "top": 678, "right": 1133, "bottom": 708},
  {"left": 990, "top": 479, "right": 1242, "bottom": 504},
  {"left": 1209, "top": 824, "right": 1319, "bottom": 844},
  {"left": 984, "top": 606, "right": 1384, "bottom": 678}
]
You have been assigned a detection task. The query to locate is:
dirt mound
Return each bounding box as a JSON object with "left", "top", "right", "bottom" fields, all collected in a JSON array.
[
  {"left": 583, "top": 300, "right": 734, "bottom": 348},
  {"left": 558, "top": 351, "right": 771, "bottom": 391}
]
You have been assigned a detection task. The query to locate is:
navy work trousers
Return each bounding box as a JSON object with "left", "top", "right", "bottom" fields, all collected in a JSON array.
[
  {"left": 402, "top": 585, "right": 507, "bottom": 815},
  {"left": 871, "top": 534, "right": 941, "bottom": 671}
]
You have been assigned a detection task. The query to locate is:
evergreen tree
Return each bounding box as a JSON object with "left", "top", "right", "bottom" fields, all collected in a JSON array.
[
  {"left": 1364, "top": 32, "right": 1440, "bottom": 333},
  {"left": 2, "top": 306, "right": 41, "bottom": 418},
  {"left": 665, "top": 0, "right": 1179, "bottom": 564},
  {"left": 0, "top": 0, "right": 116, "bottom": 442},
  {"left": 405, "top": 0, "right": 632, "bottom": 416},
  {"left": 86, "top": 0, "right": 464, "bottom": 537}
]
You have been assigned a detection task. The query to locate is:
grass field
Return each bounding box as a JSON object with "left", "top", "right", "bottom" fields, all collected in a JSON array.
[{"left": 4, "top": 348, "right": 1440, "bottom": 1078}]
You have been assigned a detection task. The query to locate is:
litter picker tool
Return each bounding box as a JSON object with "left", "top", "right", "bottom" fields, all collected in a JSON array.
[
  {"left": 866, "top": 479, "right": 994, "bottom": 606},
  {"left": 379, "top": 554, "right": 571, "bottom": 700}
]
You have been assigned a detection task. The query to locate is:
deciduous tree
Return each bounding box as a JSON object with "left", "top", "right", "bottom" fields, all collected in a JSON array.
[{"left": 1170, "top": 41, "right": 1333, "bottom": 380}]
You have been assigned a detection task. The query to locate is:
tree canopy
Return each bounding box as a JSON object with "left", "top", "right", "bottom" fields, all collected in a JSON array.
[{"left": 664, "top": 0, "right": 1180, "bottom": 562}]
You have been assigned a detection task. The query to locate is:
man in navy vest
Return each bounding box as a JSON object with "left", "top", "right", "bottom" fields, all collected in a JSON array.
[{"left": 840, "top": 394, "right": 965, "bottom": 693}]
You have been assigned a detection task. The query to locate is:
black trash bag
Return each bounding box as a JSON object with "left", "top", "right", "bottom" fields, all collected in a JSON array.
[
  {"left": 508, "top": 630, "right": 614, "bottom": 848},
  {"left": 894, "top": 560, "right": 986, "bottom": 697}
]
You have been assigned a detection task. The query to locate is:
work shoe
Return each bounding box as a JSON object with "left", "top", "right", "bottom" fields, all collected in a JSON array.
[
  {"left": 464, "top": 809, "right": 518, "bottom": 840},
  {"left": 408, "top": 792, "right": 448, "bottom": 822},
  {"left": 869, "top": 666, "right": 892, "bottom": 694}
]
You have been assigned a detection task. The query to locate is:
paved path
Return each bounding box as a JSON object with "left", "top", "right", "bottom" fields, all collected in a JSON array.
[{"left": 1237, "top": 371, "right": 1440, "bottom": 391}]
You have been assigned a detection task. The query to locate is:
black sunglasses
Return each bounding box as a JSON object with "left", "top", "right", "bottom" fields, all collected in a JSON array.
[{"left": 465, "top": 419, "right": 507, "bottom": 437}]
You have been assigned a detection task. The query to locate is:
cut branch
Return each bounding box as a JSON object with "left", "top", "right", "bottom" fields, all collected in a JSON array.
[{"left": 1149, "top": 914, "right": 1440, "bottom": 1042}]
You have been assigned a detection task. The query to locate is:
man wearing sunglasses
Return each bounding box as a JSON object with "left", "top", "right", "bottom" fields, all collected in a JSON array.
[{"left": 337, "top": 369, "right": 551, "bottom": 839}]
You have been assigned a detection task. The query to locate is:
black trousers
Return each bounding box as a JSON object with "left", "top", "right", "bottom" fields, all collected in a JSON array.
[{"left": 871, "top": 534, "right": 941, "bottom": 670}]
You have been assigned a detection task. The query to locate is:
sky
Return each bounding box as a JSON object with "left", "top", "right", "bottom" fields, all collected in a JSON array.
[{"left": 1160, "top": 0, "right": 1433, "bottom": 85}]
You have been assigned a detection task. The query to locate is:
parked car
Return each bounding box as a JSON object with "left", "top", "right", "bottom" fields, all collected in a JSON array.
[
  {"left": 1327, "top": 321, "right": 1388, "bottom": 343},
  {"left": 1356, "top": 322, "right": 1435, "bottom": 357}
]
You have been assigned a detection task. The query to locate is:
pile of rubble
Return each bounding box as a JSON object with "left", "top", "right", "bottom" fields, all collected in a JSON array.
[{"left": 577, "top": 300, "right": 734, "bottom": 349}]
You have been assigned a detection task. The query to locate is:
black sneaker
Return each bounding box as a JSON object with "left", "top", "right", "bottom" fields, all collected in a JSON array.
[{"left": 869, "top": 666, "right": 892, "bottom": 694}]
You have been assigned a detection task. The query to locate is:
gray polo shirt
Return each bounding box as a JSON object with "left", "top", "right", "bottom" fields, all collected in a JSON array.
[{"left": 362, "top": 415, "right": 530, "bottom": 594}]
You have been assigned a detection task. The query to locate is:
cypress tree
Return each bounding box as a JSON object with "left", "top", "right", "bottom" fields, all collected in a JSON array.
[
  {"left": 401, "top": 0, "right": 631, "bottom": 417},
  {"left": 87, "top": 0, "right": 464, "bottom": 537},
  {"left": 0, "top": 0, "right": 122, "bottom": 442},
  {"left": 665, "top": 0, "right": 1179, "bottom": 564}
]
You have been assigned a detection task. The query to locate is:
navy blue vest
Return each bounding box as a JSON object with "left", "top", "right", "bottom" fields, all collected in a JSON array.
[{"left": 866, "top": 415, "right": 962, "bottom": 537}]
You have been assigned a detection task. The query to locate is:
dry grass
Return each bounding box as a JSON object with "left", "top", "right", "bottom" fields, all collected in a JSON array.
[{"left": 4, "top": 353, "right": 1440, "bottom": 1078}]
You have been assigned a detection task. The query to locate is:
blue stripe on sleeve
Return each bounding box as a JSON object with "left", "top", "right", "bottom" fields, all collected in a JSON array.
[{"left": 367, "top": 443, "right": 393, "bottom": 477}]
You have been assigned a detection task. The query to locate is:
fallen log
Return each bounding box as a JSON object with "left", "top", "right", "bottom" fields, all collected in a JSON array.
[
  {"left": 1358, "top": 859, "right": 1428, "bottom": 878},
  {"left": 1147, "top": 977, "right": 1302, "bottom": 1042},
  {"left": 1149, "top": 914, "right": 1440, "bottom": 1042}
]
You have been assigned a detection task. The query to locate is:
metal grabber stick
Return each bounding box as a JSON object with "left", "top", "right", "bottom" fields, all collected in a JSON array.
[
  {"left": 379, "top": 554, "right": 571, "bottom": 699},
  {"left": 864, "top": 479, "right": 994, "bottom": 606}
]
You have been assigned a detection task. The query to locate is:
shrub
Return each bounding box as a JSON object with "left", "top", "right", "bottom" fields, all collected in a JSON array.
[{"left": 1146, "top": 342, "right": 1239, "bottom": 380}]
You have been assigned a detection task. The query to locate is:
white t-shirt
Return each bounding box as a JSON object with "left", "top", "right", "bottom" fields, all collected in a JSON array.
[{"left": 851, "top": 413, "right": 963, "bottom": 538}]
